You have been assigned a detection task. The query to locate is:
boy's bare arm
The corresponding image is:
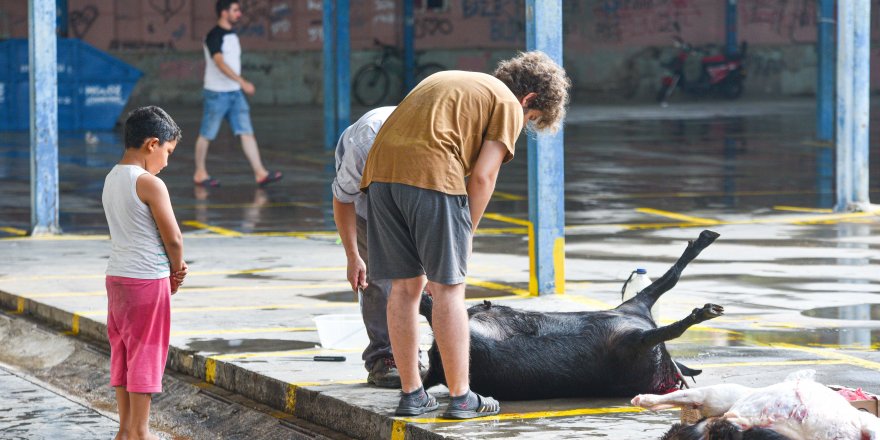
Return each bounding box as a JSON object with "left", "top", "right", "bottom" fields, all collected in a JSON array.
[
  {"left": 466, "top": 140, "right": 508, "bottom": 232},
  {"left": 137, "top": 174, "right": 185, "bottom": 276}
]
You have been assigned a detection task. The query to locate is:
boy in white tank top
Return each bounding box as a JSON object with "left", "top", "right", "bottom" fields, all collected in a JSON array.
[{"left": 102, "top": 106, "right": 187, "bottom": 440}]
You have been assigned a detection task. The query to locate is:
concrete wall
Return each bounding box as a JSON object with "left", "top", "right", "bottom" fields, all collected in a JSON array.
[{"left": 1, "top": 0, "right": 878, "bottom": 104}]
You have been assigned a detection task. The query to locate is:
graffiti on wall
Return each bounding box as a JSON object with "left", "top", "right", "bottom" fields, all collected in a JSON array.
[
  {"left": 460, "top": 0, "right": 523, "bottom": 42},
  {"left": 591, "top": 0, "right": 703, "bottom": 44},
  {"left": 70, "top": 5, "right": 99, "bottom": 38},
  {"left": 148, "top": 0, "right": 186, "bottom": 23},
  {"left": 741, "top": 0, "right": 816, "bottom": 43}
]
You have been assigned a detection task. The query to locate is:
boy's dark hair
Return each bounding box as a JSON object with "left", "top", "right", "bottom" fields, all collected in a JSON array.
[
  {"left": 216, "top": 0, "right": 239, "bottom": 17},
  {"left": 124, "top": 106, "right": 182, "bottom": 149},
  {"left": 493, "top": 51, "right": 571, "bottom": 133}
]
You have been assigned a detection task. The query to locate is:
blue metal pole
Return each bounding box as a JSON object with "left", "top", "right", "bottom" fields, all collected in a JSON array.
[
  {"left": 56, "top": 0, "right": 68, "bottom": 37},
  {"left": 725, "top": 0, "right": 737, "bottom": 55},
  {"left": 816, "top": 0, "right": 834, "bottom": 142},
  {"left": 815, "top": 0, "right": 834, "bottom": 209},
  {"left": 851, "top": 0, "right": 870, "bottom": 207},
  {"left": 403, "top": 0, "right": 415, "bottom": 92},
  {"left": 525, "top": 0, "right": 564, "bottom": 295},
  {"left": 335, "top": 0, "right": 349, "bottom": 136},
  {"left": 834, "top": 0, "right": 853, "bottom": 211},
  {"left": 323, "top": 0, "right": 336, "bottom": 150},
  {"left": 29, "top": 0, "right": 60, "bottom": 235}
]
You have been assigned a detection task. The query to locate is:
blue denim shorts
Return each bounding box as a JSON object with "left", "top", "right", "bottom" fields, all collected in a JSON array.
[{"left": 199, "top": 89, "right": 254, "bottom": 140}]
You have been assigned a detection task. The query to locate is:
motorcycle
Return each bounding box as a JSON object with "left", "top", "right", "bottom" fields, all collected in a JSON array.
[{"left": 657, "top": 35, "right": 747, "bottom": 105}]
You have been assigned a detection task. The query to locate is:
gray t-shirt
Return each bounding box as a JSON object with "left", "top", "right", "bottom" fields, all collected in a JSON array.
[{"left": 331, "top": 106, "right": 396, "bottom": 219}]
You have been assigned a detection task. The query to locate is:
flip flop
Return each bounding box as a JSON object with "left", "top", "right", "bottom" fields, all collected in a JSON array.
[
  {"left": 442, "top": 392, "right": 500, "bottom": 419},
  {"left": 195, "top": 177, "right": 220, "bottom": 187},
  {"left": 257, "top": 170, "right": 283, "bottom": 187}
]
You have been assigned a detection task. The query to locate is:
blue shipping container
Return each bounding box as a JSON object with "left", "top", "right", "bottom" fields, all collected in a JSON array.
[{"left": 0, "top": 38, "right": 142, "bottom": 131}]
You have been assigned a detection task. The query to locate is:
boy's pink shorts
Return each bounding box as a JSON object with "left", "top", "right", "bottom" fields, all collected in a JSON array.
[{"left": 105, "top": 275, "right": 171, "bottom": 393}]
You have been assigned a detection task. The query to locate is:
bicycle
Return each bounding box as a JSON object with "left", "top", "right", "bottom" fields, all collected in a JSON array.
[{"left": 352, "top": 39, "right": 447, "bottom": 106}]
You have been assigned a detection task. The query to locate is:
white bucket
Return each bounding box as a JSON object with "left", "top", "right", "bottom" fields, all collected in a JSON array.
[{"left": 313, "top": 314, "right": 369, "bottom": 350}]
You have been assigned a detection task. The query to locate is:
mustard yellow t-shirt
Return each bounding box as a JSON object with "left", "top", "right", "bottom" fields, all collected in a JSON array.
[{"left": 359, "top": 70, "right": 524, "bottom": 195}]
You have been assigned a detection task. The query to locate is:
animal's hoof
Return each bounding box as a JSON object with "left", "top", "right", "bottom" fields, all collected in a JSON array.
[{"left": 693, "top": 303, "right": 724, "bottom": 321}]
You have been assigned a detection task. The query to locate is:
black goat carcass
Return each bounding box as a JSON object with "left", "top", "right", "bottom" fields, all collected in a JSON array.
[{"left": 419, "top": 230, "right": 722, "bottom": 400}]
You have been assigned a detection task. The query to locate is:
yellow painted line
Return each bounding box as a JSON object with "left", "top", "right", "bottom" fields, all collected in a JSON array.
[
  {"left": 171, "top": 326, "right": 316, "bottom": 337},
  {"left": 205, "top": 358, "right": 216, "bottom": 384},
  {"left": 636, "top": 208, "right": 721, "bottom": 225},
  {"left": 697, "top": 359, "right": 848, "bottom": 369},
  {"left": 182, "top": 220, "right": 243, "bottom": 237},
  {"left": 0, "top": 226, "right": 27, "bottom": 236},
  {"left": 483, "top": 213, "right": 531, "bottom": 227},
  {"left": 773, "top": 206, "right": 833, "bottom": 213},
  {"left": 76, "top": 302, "right": 356, "bottom": 318},
  {"left": 1, "top": 234, "right": 110, "bottom": 242},
  {"left": 210, "top": 348, "right": 356, "bottom": 361},
  {"left": 474, "top": 227, "right": 529, "bottom": 235},
  {"left": 286, "top": 384, "right": 297, "bottom": 413},
  {"left": 465, "top": 278, "right": 530, "bottom": 298},
  {"left": 71, "top": 314, "right": 80, "bottom": 335},
  {"left": 15, "top": 297, "right": 25, "bottom": 314},
  {"left": 400, "top": 406, "right": 644, "bottom": 424},
  {"left": 249, "top": 231, "right": 339, "bottom": 238},
  {"left": 27, "top": 282, "right": 350, "bottom": 299},
  {"left": 0, "top": 266, "right": 345, "bottom": 282},
  {"left": 491, "top": 191, "right": 526, "bottom": 201},
  {"left": 391, "top": 420, "right": 407, "bottom": 440},
  {"left": 766, "top": 342, "right": 880, "bottom": 372}
]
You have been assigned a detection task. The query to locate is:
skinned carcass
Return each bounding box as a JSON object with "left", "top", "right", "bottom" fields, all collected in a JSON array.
[{"left": 633, "top": 370, "right": 880, "bottom": 440}]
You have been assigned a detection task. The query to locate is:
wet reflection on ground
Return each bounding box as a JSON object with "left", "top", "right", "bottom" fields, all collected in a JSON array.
[{"left": 2, "top": 102, "right": 878, "bottom": 235}]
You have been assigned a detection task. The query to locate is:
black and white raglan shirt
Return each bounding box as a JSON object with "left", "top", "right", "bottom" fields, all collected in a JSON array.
[{"left": 203, "top": 26, "right": 242, "bottom": 92}]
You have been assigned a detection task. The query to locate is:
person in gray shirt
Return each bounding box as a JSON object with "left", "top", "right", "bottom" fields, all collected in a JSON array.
[{"left": 332, "top": 106, "right": 411, "bottom": 387}]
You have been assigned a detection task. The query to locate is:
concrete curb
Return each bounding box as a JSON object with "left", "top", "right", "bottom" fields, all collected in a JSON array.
[{"left": 0, "top": 289, "right": 442, "bottom": 440}]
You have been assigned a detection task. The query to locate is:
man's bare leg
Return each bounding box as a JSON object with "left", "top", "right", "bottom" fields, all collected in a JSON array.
[
  {"left": 387, "top": 275, "right": 427, "bottom": 393},
  {"left": 426, "top": 280, "right": 469, "bottom": 397},
  {"left": 239, "top": 134, "right": 269, "bottom": 182},
  {"left": 193, "top": 135, "right": 213, "bottom": 183}
]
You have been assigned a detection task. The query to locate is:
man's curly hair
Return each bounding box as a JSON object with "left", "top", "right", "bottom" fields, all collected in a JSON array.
[{"left": 493, "top": 51, "right": 571, "bottom": 133}]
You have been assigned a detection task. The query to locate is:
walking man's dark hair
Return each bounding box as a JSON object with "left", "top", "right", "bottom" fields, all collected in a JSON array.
[
  {"left": 124, "top": 106, "right": 182, "bottom": 149},
  {"left": 216, "top": 0, "right": 239, "bottom": 17}
]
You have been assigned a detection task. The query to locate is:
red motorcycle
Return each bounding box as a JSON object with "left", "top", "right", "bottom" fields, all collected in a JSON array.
[{"left": 657, "top": 35, "right": 747, "bottom": 105}]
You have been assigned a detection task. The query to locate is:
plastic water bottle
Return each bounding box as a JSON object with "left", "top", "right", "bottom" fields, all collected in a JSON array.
[{"left": 621, "top": 268, "right": 659, "bottom": 320}]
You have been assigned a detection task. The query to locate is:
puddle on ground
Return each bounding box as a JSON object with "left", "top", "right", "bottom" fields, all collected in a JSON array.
[
  {"left": 185, "top": 338, "right": 315, "bottom": 354},
  {"left": 802, "top": 304, "right": 880, "bottom": 321},
  {"left": 310, "top": 285, "right": 518, "bottom": 303},
  {"left": 673, "top": 326, "right": 879, "bottom": 349}
]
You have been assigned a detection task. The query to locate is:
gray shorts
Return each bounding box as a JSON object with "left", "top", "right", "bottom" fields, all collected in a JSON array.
[{"left": 366, "top": 182, "right": 472, "bottom": 285}]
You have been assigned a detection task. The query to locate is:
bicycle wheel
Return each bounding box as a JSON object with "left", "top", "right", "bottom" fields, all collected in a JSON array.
[
  {"left": 353, "top": 64, "right": 391, "bottom": 106},
  {"left": 415, "top": 62, "right": 447, "bottom": 85}
]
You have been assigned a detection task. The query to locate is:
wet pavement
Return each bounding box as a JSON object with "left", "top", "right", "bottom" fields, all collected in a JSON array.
[
  {"left": 1, "top": 99, "right": 880, "bottom": 439},
  {"left": 0, "top": 363, "right": 120, "bottom": 439}
]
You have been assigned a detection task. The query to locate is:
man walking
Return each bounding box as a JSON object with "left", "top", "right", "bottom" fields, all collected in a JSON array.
[
  {"left": 193, "top": 0, "right": 282, "bottom": 188},
  {"left": 360, "top": 52, "right": 570, "bottom": 419}
]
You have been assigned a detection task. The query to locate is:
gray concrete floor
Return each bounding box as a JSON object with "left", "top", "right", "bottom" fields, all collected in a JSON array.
[{"left": 1, "top": 99, "right": 880, "bottom": 439}]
